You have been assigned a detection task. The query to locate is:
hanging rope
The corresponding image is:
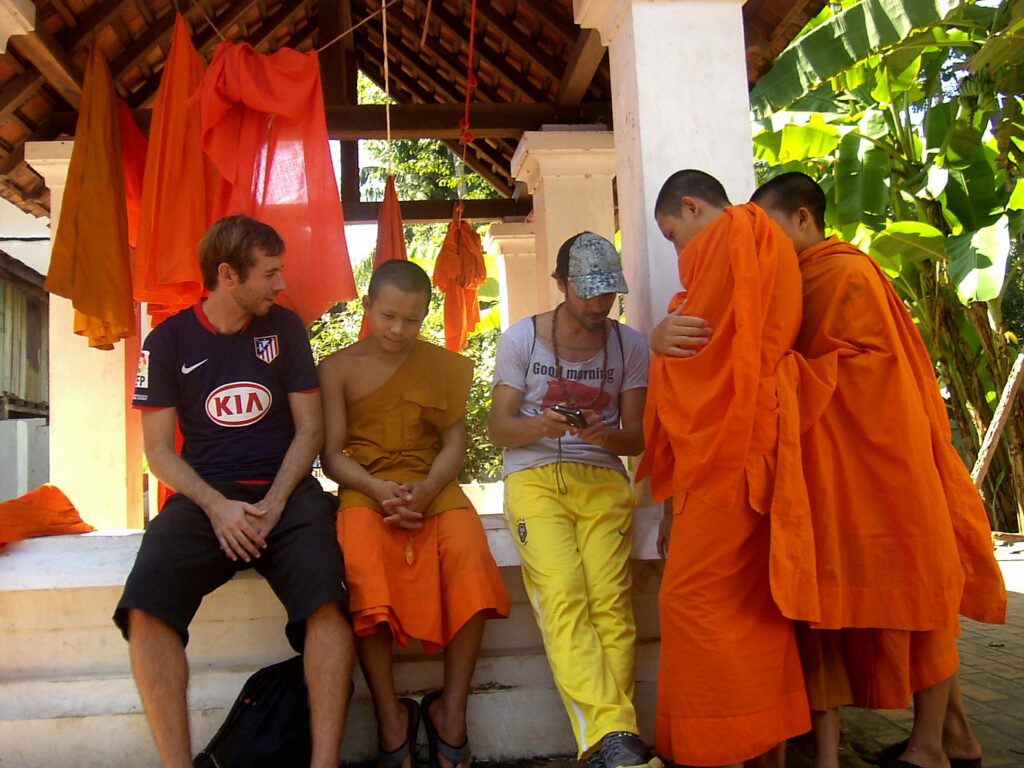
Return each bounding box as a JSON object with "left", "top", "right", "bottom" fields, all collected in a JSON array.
[
  {"left": 458, "top": 0, "right": 478, "bottom": 147},
  {"left": 381, "top": 0, "right": 394, "bottom": 175},
  {"left": 421, "top": 0, "right": 434, "bottom": 47},
  {"left": 315, "top": 0, "right": 404, "bottom": 54},
  {"left": 191, "top": 0, "right": 227, "bottom": 42}
]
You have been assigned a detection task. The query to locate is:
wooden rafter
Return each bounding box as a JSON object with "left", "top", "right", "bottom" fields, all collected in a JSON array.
[{"left": 557, "top": 28, "right": 604, "bottom": 107}]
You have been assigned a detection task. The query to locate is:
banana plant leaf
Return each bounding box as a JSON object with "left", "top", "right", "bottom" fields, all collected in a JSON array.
[{"left": 947, "top": 215, "right": 1011, "bottom": 303}]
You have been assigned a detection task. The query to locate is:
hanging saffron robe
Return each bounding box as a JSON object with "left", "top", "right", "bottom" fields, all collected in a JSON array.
[
  {"left": 359, "top": 174, "right": 407, "bottom": 339},
  {"left": 638, "top": 203, "right": 818, "bottom": 766},
  {"left": 133, "top": 14, "right": 217, "bottom": 324},
  {"left": 201, "top": 42, "right": 356, "bottom": 325},
  {"left": 433, "top": 203, "right": 486, "bottom": 352},
  {"left": 45, "top": 43, "right": 135, "bottom": 350},
  {"left": 336, "top": 340, "right": 509, "bottom": 651},
  {"left": 794, "top": 236, "right": 1006, "bottom": 709},
  {"left": 117, "top": 100, "right": 147, "bottom": 251}
]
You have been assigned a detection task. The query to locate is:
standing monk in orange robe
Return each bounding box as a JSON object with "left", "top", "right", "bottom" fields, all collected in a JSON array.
[
  {"left": 743, "top": 172, "right": 1007, "bottom": 768},
  {"left": 639, "top": 169, "right": 820, "bottom": 768},
  {"left": 319, "top": 260, "right": 510, "bottom": 768}
]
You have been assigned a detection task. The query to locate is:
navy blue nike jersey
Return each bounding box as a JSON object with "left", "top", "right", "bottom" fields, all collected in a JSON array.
[{"left": 132, "top": 303, "right": 319, "bottom": 482}]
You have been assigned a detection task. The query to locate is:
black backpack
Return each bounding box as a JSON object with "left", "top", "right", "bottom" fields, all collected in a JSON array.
[{"left": 194, "top": 655, "right": 311, "bottom": 768}]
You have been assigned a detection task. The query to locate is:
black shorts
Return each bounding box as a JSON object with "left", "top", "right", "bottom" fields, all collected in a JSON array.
[{"left": 113, "top": 475, "right": 347, "bottom": 651}]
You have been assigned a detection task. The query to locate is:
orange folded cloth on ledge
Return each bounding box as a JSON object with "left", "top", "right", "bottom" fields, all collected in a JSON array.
[{"left": 0, "top": 484, "right": 94, "bottom": 553}]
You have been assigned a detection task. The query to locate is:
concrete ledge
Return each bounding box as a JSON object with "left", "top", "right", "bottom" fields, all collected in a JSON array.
[{"left": 0, "top": 502, "right": 664, "bottom": 767}]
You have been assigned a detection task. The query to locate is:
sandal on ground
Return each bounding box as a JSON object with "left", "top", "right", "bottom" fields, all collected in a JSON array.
[
  {"left": 420, "top": 690, "right": 472, "bottom": 768},
  {"left": 875, "top": 739, "right": 982, "bottom": 768},
  {"left": 379, "top": 697, "right": 421, "bottom": 768}
]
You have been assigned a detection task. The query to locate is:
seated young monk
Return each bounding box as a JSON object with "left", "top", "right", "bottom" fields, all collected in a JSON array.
[
  {"left": 319, "top": 260, "right": 511, "bottom": 768},
  {"left": 639, "top": 169, "right": 821, "bottom": 768},
  {"left": 746, "top": 172, "right": 1007, "bottom": 768}
]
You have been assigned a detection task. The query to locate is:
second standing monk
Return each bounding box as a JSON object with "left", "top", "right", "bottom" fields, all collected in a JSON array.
[{"left": 320, "top": 260, "right": 510, "bottom": 768}]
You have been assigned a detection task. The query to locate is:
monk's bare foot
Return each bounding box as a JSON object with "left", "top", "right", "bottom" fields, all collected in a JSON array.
[
  {"left": 942, "top": 729, "right": 982, "bottom": 763},
  {"left": 898, "top": 742, "right": 951, "bottom": 768},
  {"left": 378, "top": 697, "right": 415, "bottom": 768},
  {"left": 426, "top": 693, "right": 471, "bottom": 768}
]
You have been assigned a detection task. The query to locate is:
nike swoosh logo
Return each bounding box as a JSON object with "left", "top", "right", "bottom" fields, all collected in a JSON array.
[{"left": 181, "top": 359, "right": 209, "bottom": 375}]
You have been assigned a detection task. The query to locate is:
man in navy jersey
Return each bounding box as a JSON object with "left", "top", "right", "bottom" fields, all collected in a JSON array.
[{"left": 114, "top": 215, "right": 354, "bottom": 768}]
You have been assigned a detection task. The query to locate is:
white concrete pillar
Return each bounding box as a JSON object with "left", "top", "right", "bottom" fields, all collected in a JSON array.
[
  {"left": 485, "top": 222, "right": 540, "bottom": 328},
  {"left": 510, "top": 130, "right": 617, "bottom": 312},
  {"left": 574, "top": 0, "right": 756, "bottom": 333},
  {"left": 26, "top": 141, "right": 143, "bottom": 530}
]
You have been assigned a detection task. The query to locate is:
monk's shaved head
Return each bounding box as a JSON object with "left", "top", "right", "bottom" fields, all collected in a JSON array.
[
  {"left": 367, "top": 259, "right": 433, "bottom": 302},
  {"left": 655, "top": 169, "right": 731, "bottom": 216},
  {"left": 752, "top": 172, "right": 827, "bottom": 233}
]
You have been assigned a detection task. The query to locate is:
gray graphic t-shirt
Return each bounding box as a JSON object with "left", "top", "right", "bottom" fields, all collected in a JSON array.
[{"left": 492, "top": 315, "right": 649, "bottom": 477}]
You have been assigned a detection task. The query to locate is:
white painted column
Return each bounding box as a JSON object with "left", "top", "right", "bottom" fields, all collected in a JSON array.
[
  {"left": 26, "top": 141, "right": 143, "bottom": 530},
  {"left": 485, "top": 222, "right": 539, "bottom": 328},
  {"left": 510, "top": 130, "right": 617, "bottom": 312},
  {"left": 574, "top": 0, "right": 756, "bottom": 333}
]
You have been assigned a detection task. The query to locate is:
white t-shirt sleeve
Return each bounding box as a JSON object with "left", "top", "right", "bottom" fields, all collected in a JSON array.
[
  {"left": 620, "top": 326, "right": 650, "bottom": 392},
  {"left": 492, "top": 318, "right": 533, "bottom": 392}
]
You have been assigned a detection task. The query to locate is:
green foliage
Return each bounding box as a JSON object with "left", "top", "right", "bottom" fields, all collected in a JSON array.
[{"left": 751, "top": 0, "right": 1024, "bottom": 530}]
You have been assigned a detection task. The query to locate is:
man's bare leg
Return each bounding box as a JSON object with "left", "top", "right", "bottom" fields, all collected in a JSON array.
[
  {"left": 128, "top": 609, "right": 192, "bottom": 768},
  {"left": 305, "top": 601, "right": 355, "bottom": 768},
  {"left": 941, "top": 675, "right": 982, "bottom": 762},
  {"left": 810, "top": 708, "right": 841, "bottom": 768},
  {"left": 425, "top": 612, "right": 486, "bottom": 768},
  {"left": 900, "top": 676, "right": 953, "bottom": 768},
  {"left": 358, "top": 626, "right": 414, "bottom": 768}
]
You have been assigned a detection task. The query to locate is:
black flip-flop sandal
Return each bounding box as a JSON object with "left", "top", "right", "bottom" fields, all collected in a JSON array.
[
  {"left": 380, "top": 697, "right": 421, "bottom": 768},
  {"left": 875, "top": 739, "right": 982, "bottom": 768},
  {"left": 420, "top": 690, "right": 471, "bottom": 768}
]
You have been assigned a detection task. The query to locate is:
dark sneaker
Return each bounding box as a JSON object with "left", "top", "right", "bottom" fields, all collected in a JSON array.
[
  {"left": 598, "top": 732, "right": 663, "bottom": 768},
  {"left": 585, "top": 750, "right": 607, "bottom": 768}
]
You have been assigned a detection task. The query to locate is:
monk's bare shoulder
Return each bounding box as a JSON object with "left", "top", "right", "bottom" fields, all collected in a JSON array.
[{"left": 319, "top": 340, "right": 372, "bottom": 384}]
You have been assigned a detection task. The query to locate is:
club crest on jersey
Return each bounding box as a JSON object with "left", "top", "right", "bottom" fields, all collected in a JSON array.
[
  {"left": 254, "top": 335, "right": 279, "bottom": 364},
  {"left": 135, "top": 350, "right": 150, "bottom": 389},
  {"left": 206, "top": 382, "right": 272, "bottom": 427}
]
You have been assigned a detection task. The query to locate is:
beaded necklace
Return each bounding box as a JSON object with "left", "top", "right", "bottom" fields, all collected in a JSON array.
[{"left": 550, "top": 302, "right": 609, "bottom": 409}]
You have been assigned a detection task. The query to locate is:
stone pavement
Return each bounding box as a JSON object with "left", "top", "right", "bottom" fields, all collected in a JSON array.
[{"left": 468, "top": 545, "right": 1024, "bottom": 768}]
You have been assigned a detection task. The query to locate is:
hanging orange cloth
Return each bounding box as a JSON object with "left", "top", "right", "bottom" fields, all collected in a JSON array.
[
  {"left": 639, "top": 204, "right": 820, "bottom": 766},
  {"left": 117, "top": 100, "right": 147, "bottom": 250},
  {"left": 796, "top": 236, "right": 1006, "bottom": 629},
  {"left": 359, "top": 174, "right": 408, "bottom": 339},
  {"left": 201, "top": 41, "right": 356, "bottom": 326},
  {"left": 45, "top": 43, "right": 135, "bottom": 350},
  {"left": 0, "top": 484, "right": 94, "bottom": 553},
  {"left": 433, "top": 202, "right": 485, "bottom": 351},
  {"left": 134, "top": 14, "right": 218, "bottom": 325}
]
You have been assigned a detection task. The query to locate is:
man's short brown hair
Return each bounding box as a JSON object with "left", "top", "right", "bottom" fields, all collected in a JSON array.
[{"left": 199, "top": 214, "right": 285, "bottom": 290}]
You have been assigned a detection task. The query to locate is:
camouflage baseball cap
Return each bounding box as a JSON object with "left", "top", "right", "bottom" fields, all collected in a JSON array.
[{"left": 562, "top": 232, "right": 629, "bottom": 299}]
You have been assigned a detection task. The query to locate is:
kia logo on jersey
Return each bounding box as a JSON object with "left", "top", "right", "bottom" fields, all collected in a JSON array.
[{"left": 205, "top": 382, "right": 273, "bottom": 427}]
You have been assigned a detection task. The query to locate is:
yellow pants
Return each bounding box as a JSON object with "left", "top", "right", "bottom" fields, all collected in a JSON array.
[{"left": 504, "top": 462, "right": 639, "bottom": 757}]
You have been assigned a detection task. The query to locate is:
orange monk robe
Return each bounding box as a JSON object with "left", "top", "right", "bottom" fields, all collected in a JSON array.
[
  {"left": 134, "top": 14, "right": 218, "bottom": 324},
  {"left": 201, "top": 42, "right": 356, "bottom": 326},
  {"left": 433, "top": 204, "right": 486, "bottom": 352},
  {"left": 638, "top": 203, "right": 821, "bottom": 766},
  {"left": 337, "top": 341, "right": 510, "bottom": 652},
  {"left": 794, "top": 236, "right": 1006, "bottom": 708},
  {"left": 45, "top": 44, "right": 134, "bottom": 350},
  {"left": 0, "top": 484, "right": 94, "bottom": 553},
  {"left": 358, "top": 175, "right": 407, "bottom": 339},
  {"left": 117, "top": 101, "right": 147, "bottom": 250}
]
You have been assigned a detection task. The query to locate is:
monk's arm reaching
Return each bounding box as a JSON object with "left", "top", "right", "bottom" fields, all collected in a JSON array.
[
  {"left": 577, "top": 386, "right": 647, "bottom": 455},
  {"left": 250, "top": 390, "right": 324, "bottom": 536},
  {"left": 141, "top": 406, "right": 267, "bottom": 562},
  {"left": 488, "top": 384, "right": 572, "bottom": 447},
  {"left": 318, "top": 353, "right": 411, "bottom": 518},
  {"left": 649, "top": 308, "right": 712, "bottom": 357},
  {"left": 401, "top": 417, "right": 467, "bottom": 515}
]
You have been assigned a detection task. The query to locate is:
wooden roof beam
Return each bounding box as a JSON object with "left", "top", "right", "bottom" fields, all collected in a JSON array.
[
  {"left": 557, "top": 28, "right": 604, "bottom": 107},
  {"left": 469, "top": 1, "right": 564, "bottom": 83},
  {"left": 343, "top": 196, "right": 530, "bottom": 223},
  {"left": 8, "top": 26, "right": 82, "bottom": 109},
  {"left": 59, "top": 0, "right": 135, "bottom": 51}
]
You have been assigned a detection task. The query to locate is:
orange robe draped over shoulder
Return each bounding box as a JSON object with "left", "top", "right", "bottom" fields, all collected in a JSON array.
[
  {"left": 639, "top": 204, "right": 816, "bottom": 765},
  {"left": 794, "top": 237, "right": 1006, "bottom": 709},
  {"left": 337, "top": 341, "right": 509, "bottom": 650}
]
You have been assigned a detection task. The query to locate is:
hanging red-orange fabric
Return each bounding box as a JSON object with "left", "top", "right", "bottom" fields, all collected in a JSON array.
[
  {"left": 433, "top": 202, "right": 485, "bottom": 351},
  {"left": 201, "top": 41, "right": 356, "bottom": 326},
  {"left": 45, "top": 43, "right": 135, "bottom": 350},
  {"left": 133, "top": 14, "right": 219, "bottom": 325},
  {"left": 359, "top": 174, "right": 408, "bottom": 339},
  {"left": 117, "top": 101, "right": 147, "bottom": 250}
]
